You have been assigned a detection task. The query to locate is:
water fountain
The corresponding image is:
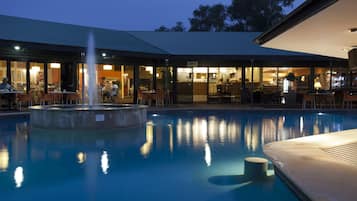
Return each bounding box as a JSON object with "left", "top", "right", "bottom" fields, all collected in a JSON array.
[{"left": 29, "top": 33, "right": 147, "bottom": 129}]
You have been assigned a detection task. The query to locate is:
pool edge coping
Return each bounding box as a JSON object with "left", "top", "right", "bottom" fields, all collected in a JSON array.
[{"left": 264, "top": 129, "right": 357, "bottom": 201}]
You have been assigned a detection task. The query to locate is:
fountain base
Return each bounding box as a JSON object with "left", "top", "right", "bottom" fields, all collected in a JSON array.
[{"left": 29, "top": 104, "right": 147, "bottom": 129}]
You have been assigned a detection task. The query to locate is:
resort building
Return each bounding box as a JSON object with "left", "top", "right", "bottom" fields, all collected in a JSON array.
[{"left": 0, "top": 14, "right": 348, "bottom": 106}]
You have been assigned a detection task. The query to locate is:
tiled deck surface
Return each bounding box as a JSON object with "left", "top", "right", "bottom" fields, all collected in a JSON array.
[{"left": 264, "top": 129, "right": 357, "bottom": 201}]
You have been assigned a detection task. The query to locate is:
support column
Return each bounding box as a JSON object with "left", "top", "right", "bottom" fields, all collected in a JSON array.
[
  {"left": 44, "top": 63, "right": 48, "bottom": 93},
  {"left": 172, "top": 66, "right": 177, "bottom": 104},
  {"left": 153, "top": 65, "right": 157, "bottom": 90},
  {"left": 309, "top": 67, "right": 315, "bottom": 92},
  {"left": 6, "top": 59, "right": 11, "bottom": 83},
  {"left": 250, "top": 60, "right": 254, "bottom": 104},
  {"left": 26, "top": 61, "right": 30, "bottom": 94},
  {"left": 241, "top": 66, "right": 246, "bottom": 104},
  {"left": 81, "top": 63, "right": 85, "bottom": 103},
  {"left": 133, "top": 65, "right": 139, "bottom": 103},
  {"left": 121, "top": 65, "right": 125, "bottom": 100},
  {"left": 329, "top": 61, "right": 333, "bottom": 91}
]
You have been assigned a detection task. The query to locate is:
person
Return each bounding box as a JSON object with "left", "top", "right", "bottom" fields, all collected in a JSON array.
[
  {"left": 102, "top": 80, "right": 111, "bottom": 102},
  {"left": 0, "top": 78, "right": 14, "bottom": 109},
  {"left": 0, "top": 78, "right": 12, "bottom": 91},
  {"left": 111, "top": 81, "right": 119, "bottom": 102}
]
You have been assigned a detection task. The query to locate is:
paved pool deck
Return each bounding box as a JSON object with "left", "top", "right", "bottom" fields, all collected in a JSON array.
[
  {"left": 264, "top": 129, "right": 357, "bottom": 201},
  {"left": 1, "top": 104, "right": 357, "bottom": 117}
]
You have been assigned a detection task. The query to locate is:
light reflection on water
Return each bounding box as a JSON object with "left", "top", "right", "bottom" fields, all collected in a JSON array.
[{"left": 0, "top": 111, "right": 356, "bottom": 201}]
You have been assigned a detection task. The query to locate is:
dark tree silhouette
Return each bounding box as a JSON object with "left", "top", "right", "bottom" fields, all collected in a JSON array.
[
  {"left": 155, "top": 0, "right": 295, "bottom": 32},
  {"left": 227, "top": 0, "right": 295, "bottom": 31},
  {"left": 155, "top": 21, "right": 185, "bottom": 32},
  {"left": 171, "top": 21, "right": 186, "bottom": 32},
  {"left": 155, "top": 25, "right": 170, "bottom": 32},
  {"left": 189, "top": 4, "right": 227, "bottom": 32}
]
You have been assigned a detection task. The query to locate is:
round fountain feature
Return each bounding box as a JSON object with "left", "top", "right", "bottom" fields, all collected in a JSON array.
[
  {"left": 29, "top": 33, "right": 148, "bottom": 130},
  {"left": 29, "top": 104, "right": 147, "bottom": 129}
]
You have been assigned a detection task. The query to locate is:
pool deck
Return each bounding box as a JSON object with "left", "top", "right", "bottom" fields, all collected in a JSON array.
[
  {"left": 264, "top": 129, "right": 357, "bottom": 201},
  {"left": 0, "top": 104, "right": 357, "bottom": 117}
]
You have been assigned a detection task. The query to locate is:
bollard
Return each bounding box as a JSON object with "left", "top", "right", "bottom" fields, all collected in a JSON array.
[{"left": 244, "top": 157, "right": 268, "bottom": 180}]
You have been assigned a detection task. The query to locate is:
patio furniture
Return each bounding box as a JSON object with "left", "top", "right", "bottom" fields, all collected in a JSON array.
[
  {"left": 16, "top": 93, "right": 32, "bottom": 111},
  {"left": 155, "top": 89, "right": 165, "bottom": 106},
  {"left": 302, "top": 94, "right": 316, "bottom": 109},
  {"left": 0, "top": 90, "right": 24, "bottom": 110},
  {"left": 342, "top": 92, "right": 357, "bottom": 108},
  {"left": 312, "top": 92, "right": 335, "bottom": 109},
  {"left": 65, "top": 93, "right": 81, "bottom": 104},
  {"left": 39, "top": 92, "right": 54, "bottom": 105},
  {"left": 142, "top": 90, "right": 156, "bottom": 106}
]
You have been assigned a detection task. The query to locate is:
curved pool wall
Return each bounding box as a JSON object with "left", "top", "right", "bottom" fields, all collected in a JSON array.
[{"left": 29, "top": 104, "right": 147, "bottom": 129}]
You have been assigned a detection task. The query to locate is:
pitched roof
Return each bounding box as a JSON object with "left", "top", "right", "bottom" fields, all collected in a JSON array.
[
  {"left": 0, "top": 14, "right": 317, "bottom": 57},
  {"left": 0, "top": 14, "right": 168, "bottom": 55},
  {"left": 128, "top": 31, "right": 309, "bottom": 56}
]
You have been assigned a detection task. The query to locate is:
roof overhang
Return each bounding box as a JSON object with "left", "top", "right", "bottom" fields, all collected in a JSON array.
[{"left": 255, "top": 0, "right": 357, "bottom": 59}]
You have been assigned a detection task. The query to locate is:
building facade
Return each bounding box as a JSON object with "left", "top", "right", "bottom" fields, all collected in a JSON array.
[{"left": 0, "top": 15, "right": 348, "bottom": 105}]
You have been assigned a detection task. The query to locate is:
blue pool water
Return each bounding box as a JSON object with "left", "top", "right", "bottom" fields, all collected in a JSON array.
[{"left": 1, "top": 110, "right": 357, "bottom": 201}]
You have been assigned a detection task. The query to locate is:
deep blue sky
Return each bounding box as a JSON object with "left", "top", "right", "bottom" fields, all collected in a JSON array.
[{"left": 0, "top": 0, "right": 305, "bottom": 31}]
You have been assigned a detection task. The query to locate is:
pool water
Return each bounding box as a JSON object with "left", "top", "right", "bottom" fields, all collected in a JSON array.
[{"left": 1, "top": 110, "right": 357, "bottom": 201}]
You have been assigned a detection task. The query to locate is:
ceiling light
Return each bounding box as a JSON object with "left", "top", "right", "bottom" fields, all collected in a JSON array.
[
  {"left": 103, "top": 65, "right": 113, "bottom": 70},
  {"left": 50, "top": 63, "right": 61, "bottom": 69},
  {"left": 14, "top": 45, "right": 21, "bottom": 51}
]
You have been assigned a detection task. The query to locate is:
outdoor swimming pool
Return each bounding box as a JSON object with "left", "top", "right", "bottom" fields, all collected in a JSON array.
[{"left": 1, "top": 110, "right": 357, "bottom": 201}]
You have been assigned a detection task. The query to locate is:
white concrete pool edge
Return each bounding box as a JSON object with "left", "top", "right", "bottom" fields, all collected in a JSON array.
[{"left": 264, "top": 129, "right": 357, "bottom": 201}]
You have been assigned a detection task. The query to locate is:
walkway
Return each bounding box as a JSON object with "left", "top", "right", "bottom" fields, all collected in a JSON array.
[{"left": 264, "top": 129, "right": 357, "bottom": 201}]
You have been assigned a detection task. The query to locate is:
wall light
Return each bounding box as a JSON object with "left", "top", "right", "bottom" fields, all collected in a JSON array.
[
  {"left": 103, "top": 65, "right": 113, "bottom": 70},
  {"left": 50, "top": 63, "right": 61, "bottom": 69},
  {"left": 14, "top": 45, "right": 21, "bottom": 51},
  {"left": 102, "top": 52, "right": 107, "bottom": 57}
]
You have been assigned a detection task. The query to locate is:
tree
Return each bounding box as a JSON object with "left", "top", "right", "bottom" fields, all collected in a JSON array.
[
  {"left": 155, "top": 25, "right": 170, "bottom": 32},
  {"left": 155, "top": 0, "right": 296, "bottom": 32},
  {"left": 170, "top": 21, "right": 186, "bottom": 32},
  {"left": 189, "top": 4, "right": 227, "bottom": 32},
  {"left": 155, "top": 21, "right": 185, "bottom": 32},
  {"left": 227, "top": 0, "right": 294, "bottom": 31}
]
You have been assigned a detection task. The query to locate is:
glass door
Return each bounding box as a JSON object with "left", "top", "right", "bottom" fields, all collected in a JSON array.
[
  {"left": 176, "top": 67, "right": 193, "bottom": 103},
  {"left": 193, "top": 67, "right": 208, "bottom": 103}
]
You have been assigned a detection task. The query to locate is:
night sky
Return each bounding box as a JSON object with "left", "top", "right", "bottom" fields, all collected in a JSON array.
[{"left": 0, "top": 0, "right": 305, "bottom": 31}]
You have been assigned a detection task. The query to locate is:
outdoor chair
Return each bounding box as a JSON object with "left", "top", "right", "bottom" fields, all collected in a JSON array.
[
  {"left": 342, "top": 92, "right": 357, "bottom": 108},
  {"left": 155, "top": 89, "right": 165, "bottom": 106},
  {"left": 65, "top": 93, "right": 81, "bottom": 104},
  {"left": 302, "top": 94, "right": 315, "bottom": 109},
  {"left": 39, "top": 92, "right": 53, "bottom": 105},
  {"left": 16, "top": 93, "right": 32, "bottom": 111}
]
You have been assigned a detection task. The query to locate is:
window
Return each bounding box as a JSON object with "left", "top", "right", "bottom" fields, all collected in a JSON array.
[
  {"left": 48, "top": 63, "right": 61, "bottom": 92},
  {"left": 11, "top": 61, "right": 27, "bottom": 92}
]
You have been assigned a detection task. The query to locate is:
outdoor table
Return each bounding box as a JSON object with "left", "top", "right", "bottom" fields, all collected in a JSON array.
[{"left": 0, "top": 90, "right": 24, "bottom": 110}]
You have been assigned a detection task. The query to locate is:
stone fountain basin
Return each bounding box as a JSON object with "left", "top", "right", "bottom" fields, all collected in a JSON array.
[{"left": 29, "top": 104, "right": 148, "bottom": 129}]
